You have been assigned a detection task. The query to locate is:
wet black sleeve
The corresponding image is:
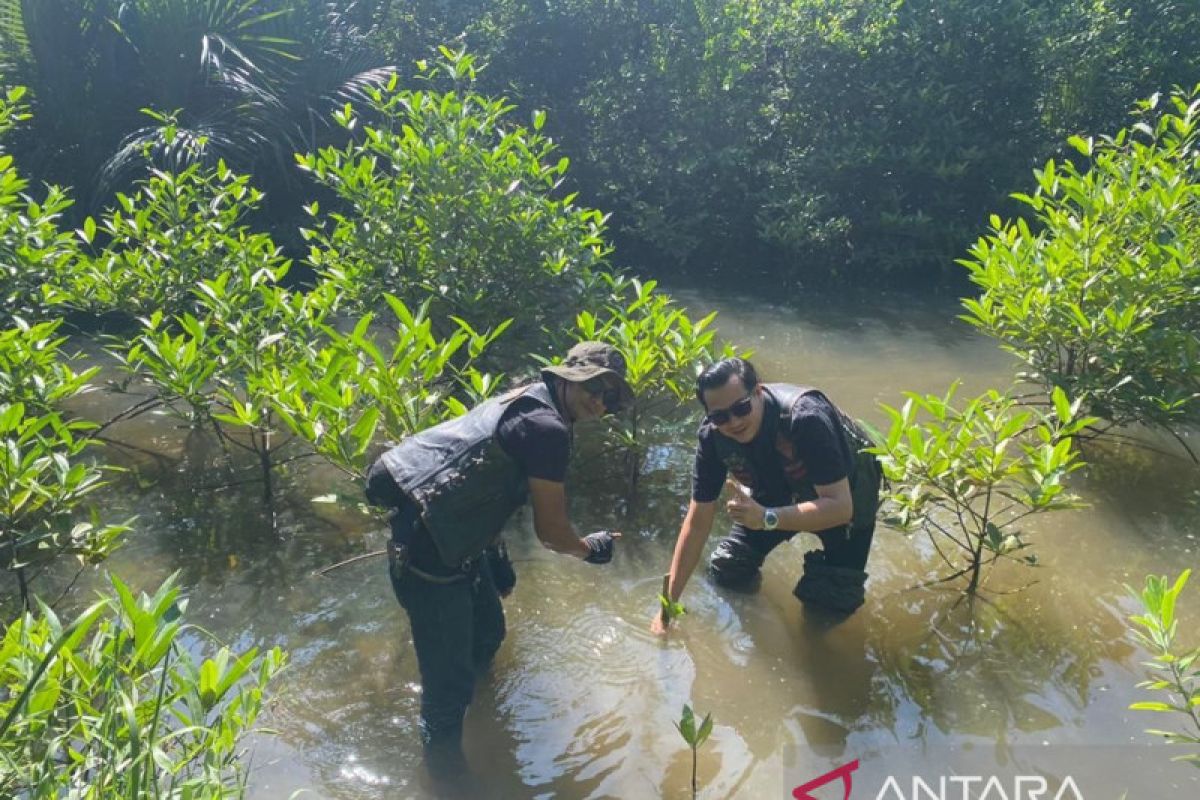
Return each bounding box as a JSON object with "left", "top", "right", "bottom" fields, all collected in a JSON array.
[
  {"left": 691, "top": 425, "right": 728, "bottom": 502},
  {"left": 497, "top": 405, "right": 571, "bottom": 482},
  {"left": 791, "top": 397, "right": 849, "bottom": 486}
]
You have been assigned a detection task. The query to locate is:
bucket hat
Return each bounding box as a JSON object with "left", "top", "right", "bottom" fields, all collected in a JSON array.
[{"left": 540, "top": 341, "right": 635, "bottom": 409}]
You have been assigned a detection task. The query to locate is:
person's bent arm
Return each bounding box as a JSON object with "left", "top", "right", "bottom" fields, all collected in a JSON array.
[
  {"left": 726, "top": 477, "right": 852, "bottom": 532},
  {"left": 528, "top": 477, "right": 591, "bottom": 558},
  {"left": 773, "top": 478, "right": 852, "bottom": 531}
]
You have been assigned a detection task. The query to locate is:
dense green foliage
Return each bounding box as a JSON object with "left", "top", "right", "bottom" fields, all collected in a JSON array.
[
  {"left": 866, "top": 384, "right": 1094, "bottom": 594},
  {"left": 562, "top": 273, "right": 741, "bottom": 487},
  {"left": 961, "top": 88, "right": 1200, "bottom": 443},
  {"left": 0, "top": 85, "right": 76, "bottom": 325},
  {"left": 1126, "top": 570, "right": 1200, "bottom": 768},
  {"left": 0, "top": 575, "right": 285, "bottom": 797},
  {"left": 3, "top": 1, "right": 1198, "bottom": 285},
  {"left": 375, "top": 0, "right": 1200, "bottom": 286}
]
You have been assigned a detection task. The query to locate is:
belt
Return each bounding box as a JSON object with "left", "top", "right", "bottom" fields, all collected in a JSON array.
[{"left": 387, "top": 540, "right": 478, "bottom": 585}]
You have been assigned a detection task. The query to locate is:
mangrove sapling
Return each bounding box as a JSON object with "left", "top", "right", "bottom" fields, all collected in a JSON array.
[
  {"left": 658, "top": 573, "right": 687, "bottom": 630},
  {"left": 66, "top": 157, "right": 287, "bottom": 322},
  {"left": 675, "top": 703, "right": 713, "bottom": 799},
  {"left": 1126, "top": 570, "right": 1200, "bottom": 768},
  {"left": 866, "top": 383, "right": 1095, "bottom": 594},
  {"left": 268, "top": 295, "right": 510, "bottom": 485},
  {"left": 0, "top": 404, "right": 126, "bottom": 611},
  {"left": 0, "top": 319, "right": 98, "bottom": 413},
  {"left": 0, "top": 87, "right": 79, "bottom": 327}
]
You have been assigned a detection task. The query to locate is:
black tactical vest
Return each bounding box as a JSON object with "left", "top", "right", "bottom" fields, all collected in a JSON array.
[
  {"left": 378, "top": 382, "right": 562, "bottom": 568},
  {"left": 712, "top": 383, "right": 877, "bottom": 529}
]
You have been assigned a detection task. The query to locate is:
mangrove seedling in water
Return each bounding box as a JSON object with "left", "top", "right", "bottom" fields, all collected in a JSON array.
[
  {"left": 675, "top": 703, "right": 713, "bottom": 799},
  {"left": 1126, "top": 569, "right": 1200, "bottom": 768},
  {"left": 659, "top": 573, "right": 686, "bottom": 628},
  {"left": 866, "top": 383, "right": 1095, "bottom": 594}
]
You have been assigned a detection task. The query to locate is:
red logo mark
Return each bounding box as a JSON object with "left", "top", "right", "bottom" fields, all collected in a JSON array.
[{"left": 792, "top": 759, "right": 860, "bottom": 800}]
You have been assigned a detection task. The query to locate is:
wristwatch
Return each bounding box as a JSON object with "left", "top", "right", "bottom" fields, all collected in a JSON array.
[{"left": 762, "top": 508, "right": 779, "bottom": 530}]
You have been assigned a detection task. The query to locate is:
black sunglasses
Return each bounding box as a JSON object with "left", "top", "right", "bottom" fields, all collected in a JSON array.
[
  {"left": 705, "top": 394, "right": 754, "bottom": 426},
  {"left": 582, "top": 377, "right": 624, "bottom": 414}
]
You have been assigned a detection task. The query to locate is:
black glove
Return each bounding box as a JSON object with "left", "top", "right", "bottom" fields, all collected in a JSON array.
[{"left": 582, "top": 530, "right": 618, "bottom": 564}]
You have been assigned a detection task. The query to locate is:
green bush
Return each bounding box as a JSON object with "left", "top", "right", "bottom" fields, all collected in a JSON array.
[
  {"left": 299, "top": 48, "right": 610, "bottom": 337},
  {"left": 0, "top": 573, "right": 286, "bottom": 797},
  {"left": 0, "top": 403, "right": 125, "bottom": 611},
  {"left": 267, "top": 294, "right": 510, "bottom": 482},
  {"left": 866, "top": 384, "right": 1094, "bottom": 594},
  {"left": 0, "top": 320, "right": 121, "bottom": 611},
  {"left": 67, "top": 158, "right": 289, "bottom": 321},
  {"left": 961, "top": 88, "right": 1200, "bottom": 445},
  {"left": 0, "top": 318, "right": 97, "bottom": 413}
]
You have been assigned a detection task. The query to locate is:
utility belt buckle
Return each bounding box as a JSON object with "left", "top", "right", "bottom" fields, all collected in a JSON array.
[{"left": 386, "top": 539, "right": 410, "bottom": 580}]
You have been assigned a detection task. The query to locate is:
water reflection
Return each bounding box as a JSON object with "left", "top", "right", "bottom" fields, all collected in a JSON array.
[{"left": 30, "top": 289, "right": 1200, "bottom": 798}]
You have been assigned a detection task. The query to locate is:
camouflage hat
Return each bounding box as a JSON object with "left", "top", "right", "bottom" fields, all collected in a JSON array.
[{"left": 541, "top": 341, "right": 635, "bottom": 407}]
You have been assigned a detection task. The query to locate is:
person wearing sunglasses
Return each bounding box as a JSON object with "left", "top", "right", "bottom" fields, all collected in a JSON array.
[
  {"left": 651, "top": 357, "right": 881, "bottom": 633},
  {"left": 364, "top": 341, "right": 633, "bottom": 757}
]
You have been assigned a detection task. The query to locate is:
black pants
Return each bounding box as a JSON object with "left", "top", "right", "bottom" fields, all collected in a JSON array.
[
  {"left": 708, "top": 520, "right": 875, "bottom": 586},
  {"left": 387, "top": 514, "right": 506, "bottom": 745},
  {"left": 708, "top": 454, "right": 881, "bottom": 588}
]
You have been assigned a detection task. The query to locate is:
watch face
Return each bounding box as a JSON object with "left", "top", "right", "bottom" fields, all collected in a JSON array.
[{"left": 764, "top": 510, "right": 778, "bottom": 529}]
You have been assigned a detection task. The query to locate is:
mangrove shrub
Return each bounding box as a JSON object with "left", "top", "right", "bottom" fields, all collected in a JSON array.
[
  {"left": 299, "top": 48, "right": 610, "bottom": 338},
  {"left": 867, "top": 384, "right": 1094, "bottom": 594},
  {"left": 961, "top": 88, "right": 1200, "bottom": 446},
  {"left": 1126, "top": 569, "right": 1200, "bottom": 768}
]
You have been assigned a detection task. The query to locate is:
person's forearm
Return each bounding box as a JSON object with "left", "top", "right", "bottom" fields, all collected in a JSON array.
[
  {"left": 774, "top": 496, "right": 852, "bottom": 532},
  {"left": 667, "top": 508, "right": 712, "bottom": 602},
  {"left": 536, "top": 522, "right": 590, "bottom": 558}
]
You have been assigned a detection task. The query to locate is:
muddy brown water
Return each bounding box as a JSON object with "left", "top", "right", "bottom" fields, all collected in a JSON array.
[{"left": 17, "top": 289, "right": 1200, "bottom": 799}]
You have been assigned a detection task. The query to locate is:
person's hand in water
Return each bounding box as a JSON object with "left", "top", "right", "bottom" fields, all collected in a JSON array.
[{"left": 582, "top": 530, "right": 621, "bottom": 564}]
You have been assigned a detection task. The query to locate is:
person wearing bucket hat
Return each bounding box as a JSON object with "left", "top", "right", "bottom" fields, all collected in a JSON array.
[
  {"left": 651, "top": 357, "right": 882, "bottom": 634},
  {"left": 364, "top": 340, "right": 633, "bottom": 756}
]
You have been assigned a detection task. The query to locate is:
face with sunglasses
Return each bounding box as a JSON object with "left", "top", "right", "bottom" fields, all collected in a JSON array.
[
  {"left": 701, "top": 377, "right": 763, "bottom": 443},
  {"left": 581, "top": 376, "right": 625, "bottom": 415}
]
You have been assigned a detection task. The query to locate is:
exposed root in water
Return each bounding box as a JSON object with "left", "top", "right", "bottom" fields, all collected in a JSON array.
[{"left": 313, "top": 549, "right": 387, "bottom": 576}]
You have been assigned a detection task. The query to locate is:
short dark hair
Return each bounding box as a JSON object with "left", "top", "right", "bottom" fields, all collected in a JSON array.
[{"left": 695, "top": 357, "right": 759, "bottom": 408}]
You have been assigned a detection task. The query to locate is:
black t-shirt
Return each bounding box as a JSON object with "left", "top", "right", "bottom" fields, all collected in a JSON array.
[
  {"left": 496, "top": 391, "right": 571, "bottom": 483},
  {"left": 692, "top": 389, "right": 850, "bottom": 505}
]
